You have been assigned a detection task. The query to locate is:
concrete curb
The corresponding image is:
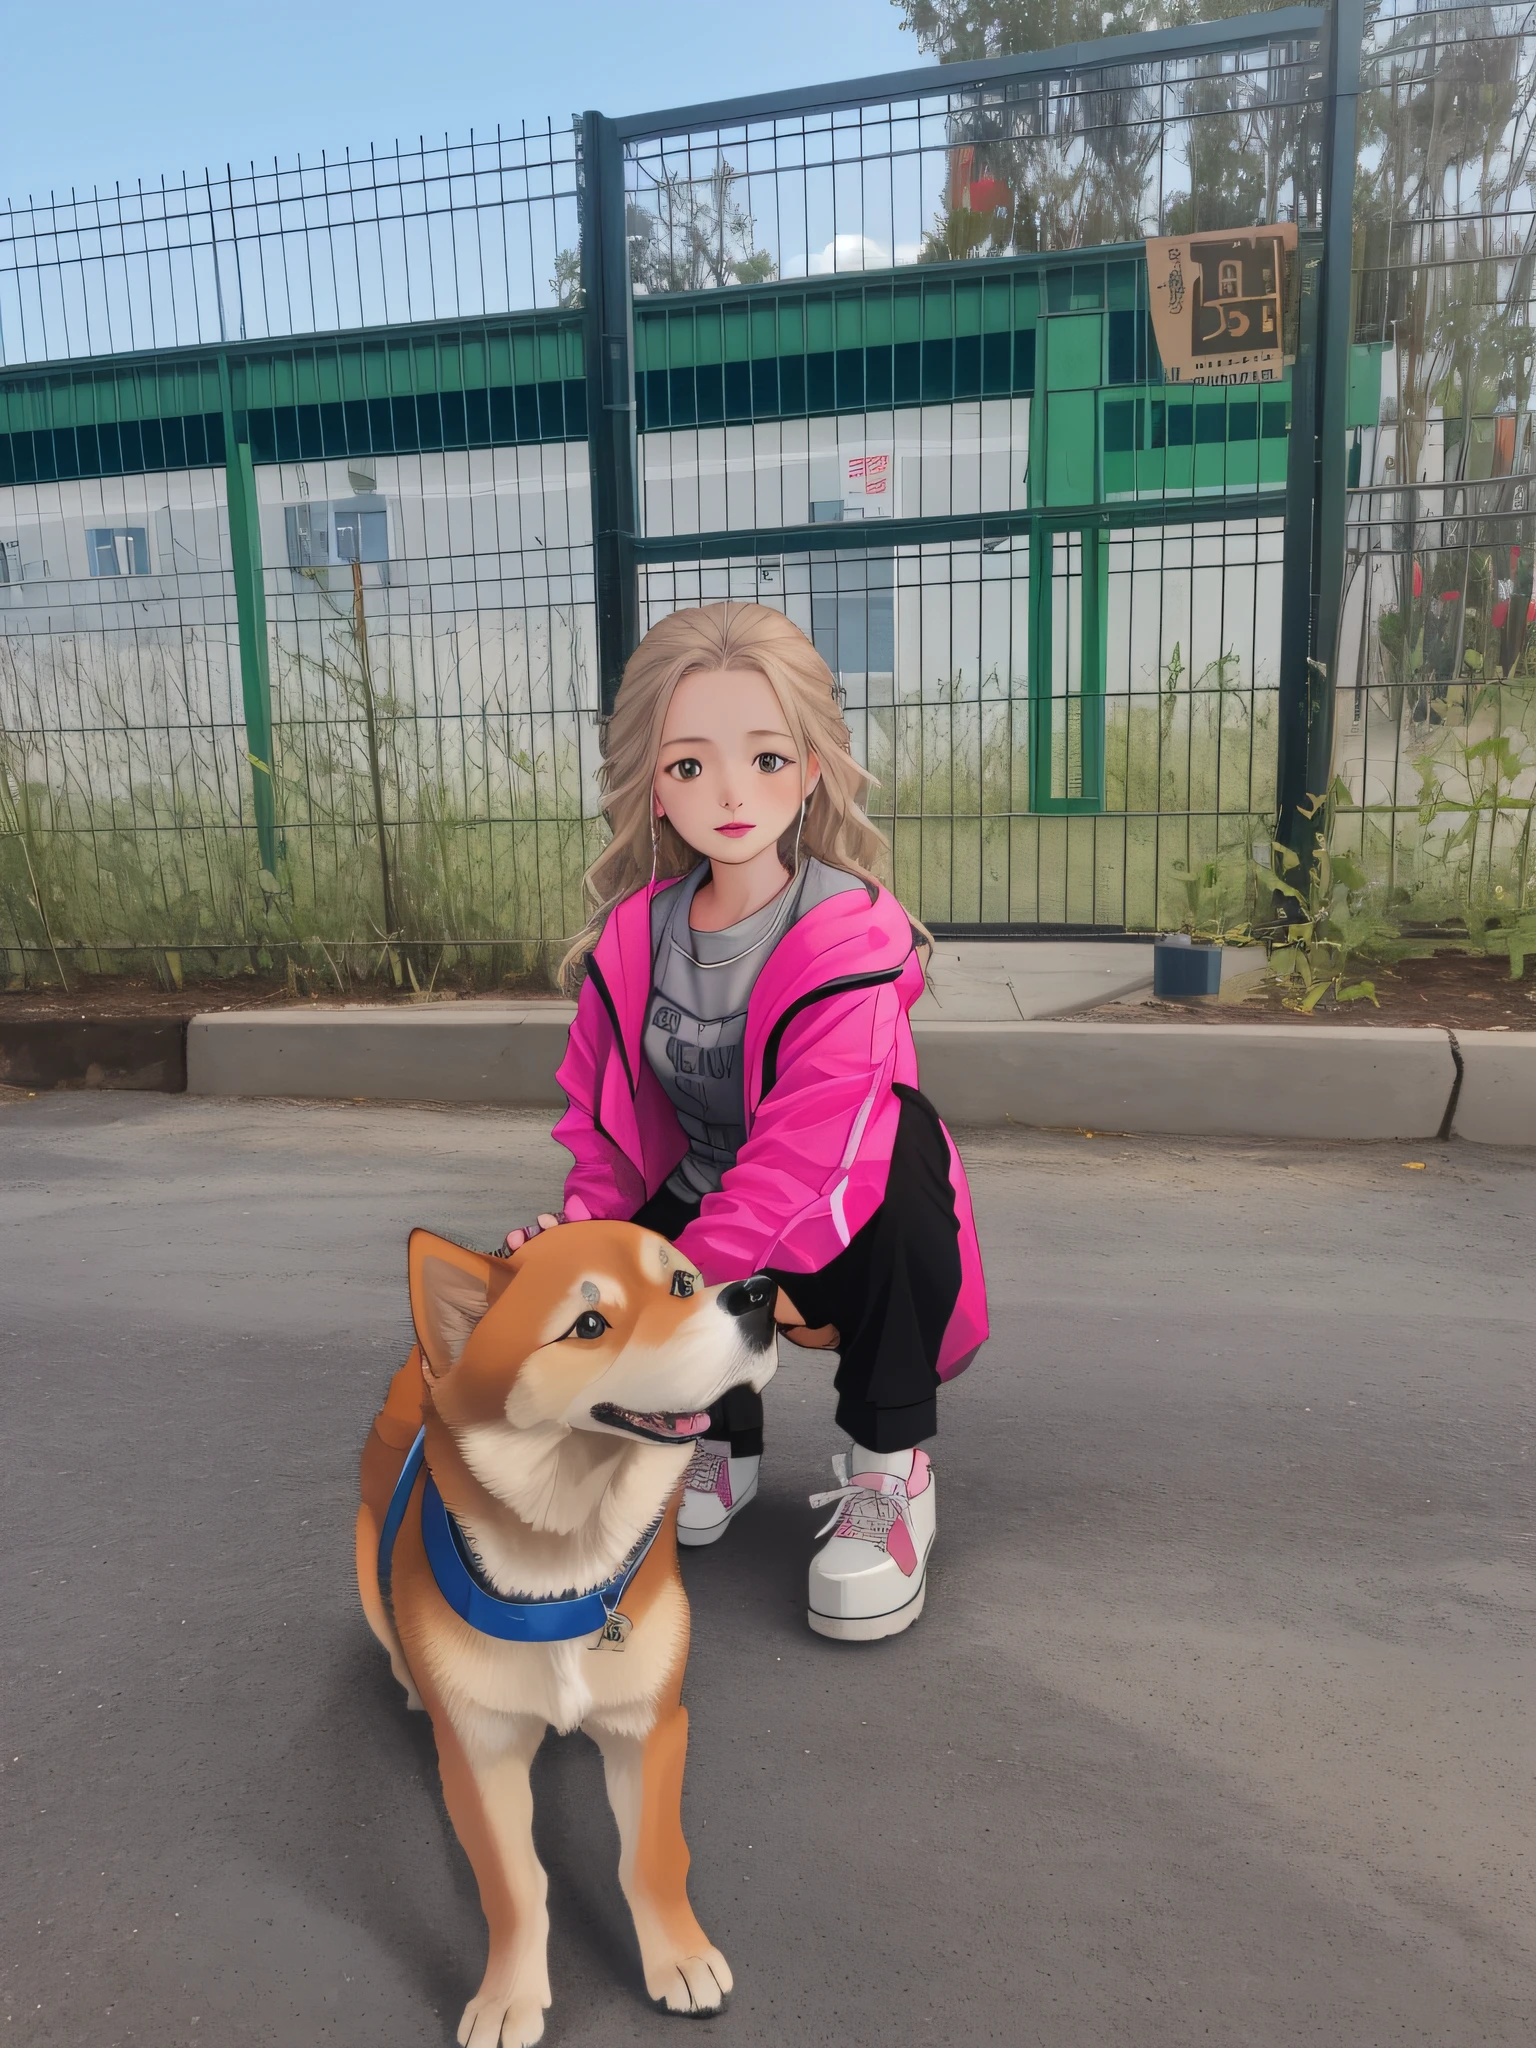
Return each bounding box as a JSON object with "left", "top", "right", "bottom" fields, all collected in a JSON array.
[
  {"left": 0, "top": 1015, "right": 188, "bottom": 1092},
  {"left": 911, "top": 1021, "right": 1458, "bottom": 1141},
  {"left": 186, "top": 1005, "right": 575, "bottom": 1107},
  {"left": 177, "top": 1006, "right": 1489, "bottom": 1145},
  {"left": 1445, "top": 1029, "right": 1536, "bottom": 1145}
]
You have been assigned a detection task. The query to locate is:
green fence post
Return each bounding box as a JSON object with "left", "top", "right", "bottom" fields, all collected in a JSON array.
[
  {"left": 1028, "top": 518, "right": 1050, "bottom": 812},
  {"left": 579, "top": 110, "right": 640, "bottom": 716},
  {"left": 1276, "top": 237, "right": 1323, "bottom": 859},
  {"left": 218, "top": 350, "right": 279, "bottom": 875},
  {"left": 1309, "top": 0, "right": 1364, "bottom": 802},
  {"left": 1081, "top": 522, "right": 1108, "bottom": 810},
  {"left": 1277, "top": 0, "right": 1362, "bottom": 863}
]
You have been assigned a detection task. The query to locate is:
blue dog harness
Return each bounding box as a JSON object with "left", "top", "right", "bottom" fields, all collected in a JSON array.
[{"left": 377, "top": 1426, "right": 662, "bottom": 1646}]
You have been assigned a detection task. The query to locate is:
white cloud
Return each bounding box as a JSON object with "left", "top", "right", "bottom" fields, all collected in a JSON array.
[{"left": 780, "top": 232, "right": 924, "bottom": 279}]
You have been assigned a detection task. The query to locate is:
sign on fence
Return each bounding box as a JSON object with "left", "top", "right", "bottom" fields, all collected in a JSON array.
[{"left": 1145, "top": 225, "right": 1296, "bottom": 386}]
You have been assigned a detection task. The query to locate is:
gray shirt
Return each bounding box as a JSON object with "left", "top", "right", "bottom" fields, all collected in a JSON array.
[{"left": 644, "top": 859, "right": 863, "bottom": 1201}]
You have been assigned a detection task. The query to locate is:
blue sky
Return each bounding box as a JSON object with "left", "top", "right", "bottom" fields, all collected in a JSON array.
[{"left": 2, "top": 0, "right": 925, "bottom": 206}]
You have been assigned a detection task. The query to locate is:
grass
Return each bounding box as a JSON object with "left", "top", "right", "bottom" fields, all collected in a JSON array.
[
  {"left": 0, "top": 619, "right": 599, "bottom": 991},
  {"left": 1331, "top": 676, "right": 1536, "bottom": 924},
  {"left": 9, "top": 621, "right": 1530, "bottom": 989}
]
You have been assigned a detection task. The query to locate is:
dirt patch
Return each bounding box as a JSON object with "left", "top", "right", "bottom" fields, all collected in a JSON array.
[
  {"left": 0, "top": 973, "right": 565, "bottom": 1021},
  {"left": 0, "top": 1013, "right": 189, "bottom": 1091},
  {"left": 1065, "top": 949, "right": 1536, "bottom": 1030}
]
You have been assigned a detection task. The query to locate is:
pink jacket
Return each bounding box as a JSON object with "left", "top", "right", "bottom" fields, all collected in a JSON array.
[{"left": 553, "top": 876, "right": 988, "bottom": 1379}]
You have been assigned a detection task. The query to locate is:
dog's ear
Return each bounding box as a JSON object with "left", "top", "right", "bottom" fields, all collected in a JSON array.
[{"left": 408, "top": 1230, "right": 512, "bottom": 1380}]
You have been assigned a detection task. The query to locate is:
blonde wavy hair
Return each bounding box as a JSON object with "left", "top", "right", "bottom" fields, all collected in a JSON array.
[{"left": 560, "top": 602, "right": 892, "bottom": 990}]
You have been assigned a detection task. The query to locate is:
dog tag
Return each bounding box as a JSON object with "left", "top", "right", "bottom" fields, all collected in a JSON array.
[{"left": 591, "top": 1611, "right": 632, "bottom": 1652}]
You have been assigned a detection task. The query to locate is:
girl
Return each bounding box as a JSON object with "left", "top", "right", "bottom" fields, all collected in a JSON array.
[{"left": 507, "top": 602, "right": 987, "bottom": 1641}]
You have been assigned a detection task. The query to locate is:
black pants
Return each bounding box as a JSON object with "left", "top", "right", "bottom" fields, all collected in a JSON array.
[{"left": 630, "top": 1085, "right": 962, "bottom": 1456}]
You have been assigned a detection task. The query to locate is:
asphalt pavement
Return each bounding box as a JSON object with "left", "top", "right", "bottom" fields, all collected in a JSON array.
[{"left": 1, "top": 1093, "right": 1531, "bottom": 2047}]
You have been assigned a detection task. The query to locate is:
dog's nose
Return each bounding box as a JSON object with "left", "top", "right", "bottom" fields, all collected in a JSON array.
[{"left": 720, "top": 1273, "right": 777, "bottom": 1349}]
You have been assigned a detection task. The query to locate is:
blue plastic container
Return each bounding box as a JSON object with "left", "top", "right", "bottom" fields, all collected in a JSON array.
[{"left": 1153, "top": 938, "right": 1222, "bottom": 998}]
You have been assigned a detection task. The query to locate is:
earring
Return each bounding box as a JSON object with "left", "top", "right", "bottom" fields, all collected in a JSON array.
[
  {"left": 792, "top": 793, "right": 808, "bottom": 873},
  {"left": 649, "top": 806, "right": 661, "bottom": 888}
]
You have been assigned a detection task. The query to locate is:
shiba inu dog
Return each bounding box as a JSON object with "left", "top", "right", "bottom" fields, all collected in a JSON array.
[{"left": 356, "top": 1220, "right": 778, "bottom": 2046}]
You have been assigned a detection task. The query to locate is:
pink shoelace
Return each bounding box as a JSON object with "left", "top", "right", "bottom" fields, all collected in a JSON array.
[
  {"left": 683, "top": 1441, "right": 731, "bottom": 1511},
  {"left": 809, "top": 1453, "right": 923, "bottom": 1577}
]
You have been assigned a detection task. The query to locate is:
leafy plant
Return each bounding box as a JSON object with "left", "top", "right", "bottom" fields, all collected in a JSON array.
[
  {"left": 1483, "top": 908, "right": 1536, "bottom": 978},
  {"left": 1168, "top": 856, "right": 1254, "bottom": 944},
  {"left": 1256, "top": 782, "right": 1382, "bottom": 1012}
]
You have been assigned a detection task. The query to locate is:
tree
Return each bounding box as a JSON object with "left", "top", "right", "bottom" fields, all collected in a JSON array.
[
  {"left": 1161, "top": 72, "right": 1273, "bottom": 235},
  {"left": 549, "top": 248, "right": 584, "bottom": 309},
  {"left": 894, "top": 0, "right": 1278, "bottom": 62},
  {"left": 626, "top": 162, "right": 776, "bottom": 294},
  {"left": 900, "top": 0, "right": 1308, "bottom": 261},
  {"left": 1349, "top": 7, "right": 1536, "bottom": 697}
]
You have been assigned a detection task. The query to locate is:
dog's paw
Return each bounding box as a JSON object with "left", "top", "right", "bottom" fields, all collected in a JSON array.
[
  {"left": 647, "top": 1946, "right": 732, "bottom": 2016},
  {"left": 456, "top": 1983, "right": 549, "bottom": 2048}
]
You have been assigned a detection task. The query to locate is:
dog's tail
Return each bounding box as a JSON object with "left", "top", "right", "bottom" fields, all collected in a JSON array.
[{"left": 356, "top": 1345, "right": 430, "bottom": 1709}]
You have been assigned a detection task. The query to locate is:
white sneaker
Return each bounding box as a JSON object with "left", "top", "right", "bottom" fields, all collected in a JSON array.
[
  {"left": 676, "top": 1439, "right": 760, "bottom": 1548},
  {"left": 806, "top": 1448, "right": 935, "bottom": 1641}
]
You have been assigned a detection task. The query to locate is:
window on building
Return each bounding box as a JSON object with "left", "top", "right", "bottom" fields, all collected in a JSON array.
[
  {"left": 811, "top": 584, "right": 895, "bottom": 682},
  {"left": 333, "top": 503, "right": 388, "bottom": 563},
  {"left": 284, "top": 498, "right": 388, "bottom": 569},
  {"left": 0, "top": 540, "right": 19, "bottom": 585},
  {"left": 87, "top": 527, "right": 149, "bottom": 576},
  {"left": 284, "top": 502, "right": 327, "bottom": 569}
]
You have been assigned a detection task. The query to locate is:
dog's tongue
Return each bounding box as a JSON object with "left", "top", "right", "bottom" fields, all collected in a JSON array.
[
  {"left": 625, "top": 1407, "right": 713, "bottom": 1437},
  {"left": 644, "top": 1410, "right": 711, "bottom": 1436}
]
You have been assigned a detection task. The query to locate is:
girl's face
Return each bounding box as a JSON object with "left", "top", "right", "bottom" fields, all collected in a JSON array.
[{"left": 654, "top": 667, "right": 820, "bottom": 868}]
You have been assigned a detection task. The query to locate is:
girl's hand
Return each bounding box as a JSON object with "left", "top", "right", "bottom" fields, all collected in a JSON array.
[
  {"left": 494, "top": 1212, "right": 563, "bottom": 1256},
  {"left": 774, "top": 1288, "right": 839, "bottom": 1350}
]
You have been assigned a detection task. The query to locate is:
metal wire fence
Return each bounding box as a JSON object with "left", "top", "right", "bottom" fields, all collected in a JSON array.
[
  {"left": 0, "top": 126, "right": 581, "bottom": 366},
  {"left": 0, "top": 442, "right": 602, "bottom": 980},
  {"left": 642, "top": 517, "right": 1280, "bottom": 930},
  {"left": 624, "top": 26, "right": 1324, "bottom": 291},
  {"left": 1335, "top": 0, "right": 1536, "bottom": 922},
  {"left": 2, "top": 4, "right": 1532, "bottom": 983}
]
